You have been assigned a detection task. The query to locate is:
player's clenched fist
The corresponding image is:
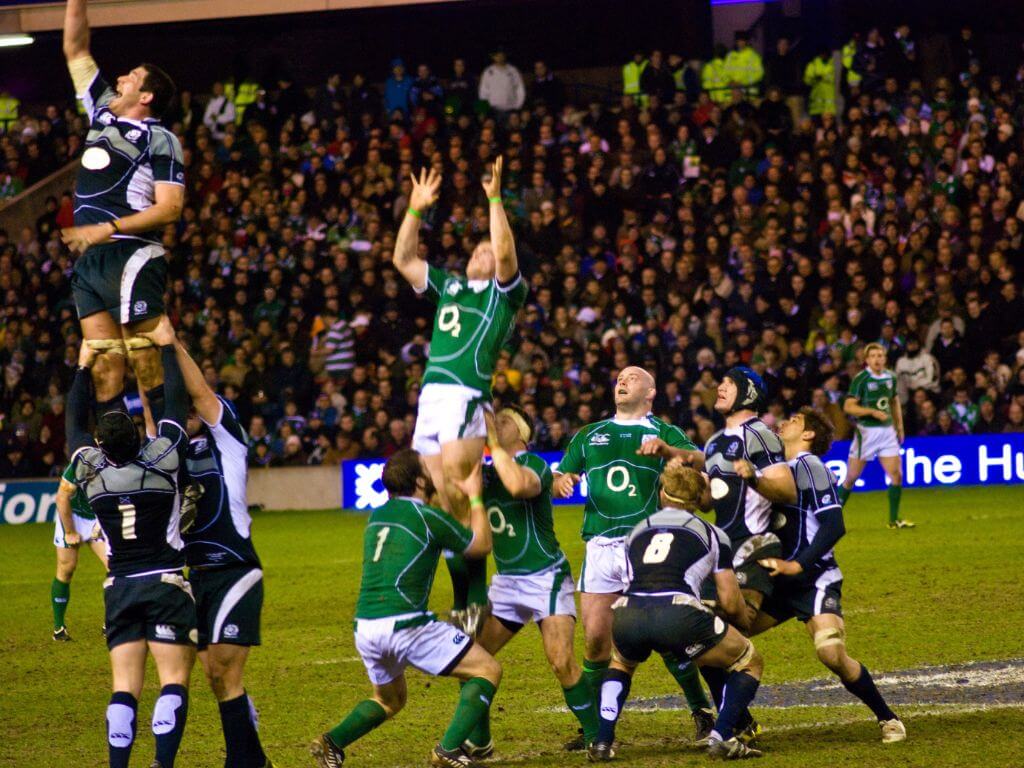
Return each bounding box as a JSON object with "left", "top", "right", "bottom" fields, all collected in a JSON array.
[{"left": 552, "top": 471, "right": 579, "bottom": 499}]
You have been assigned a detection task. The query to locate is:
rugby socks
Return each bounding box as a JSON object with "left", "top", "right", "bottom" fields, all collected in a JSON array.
[
  {"left": 837, "top": 486, "right": 851, "bottom": 507},
  {"left": 699, "top": 666, "right": 726, "bottom": 711},
  {"left": 144, "top": 384, "right": 166, "bottom": 424},
  {"left": 887, "top": 486, "right": 902, "bottom": 524},
  {"left": 218, "top": 691, "right": 267, "bottom": 767},
  {"left": 661, "top": 653, "right": 712, "bottom": 712},
  {"left": 596, "top": 669, "right": 631, "bottom": 745},
  {"left": 440, "top": 677, "right": 496, "bottom": 751},
  {"left": 152, "top": 684, "right": 189, "bottom": 768},
  {"left": 712, "top": 671, "right": 760, "bottom": 741},
  {"left": 95, "top": 392, "right": 127, "bottom": 418},
  {"left": 463, "top": 681, "right": 492, "bottom": 749},
  {"left": 582, "top": 658, "right": 610, "bottom": 698},
  {"left": 445, "top": 553, "right": 470, "bottom": 611},
  {"left": 466, "top": 555, "right": 489, "bottom": 606},
  {"left": 107, "top": 691, "right": 137, "bottom": 768},
  {"left": 327, "top": 699, "right": 387, "bottom": 748},
  {"left": 563, "top": 677, "right": 600, "bottom": 744},
  {"left": 842, "top": 664, "right": 897, "bottom": 722},
  {"left": 51, "top": 577, "right": 70, "bottom": 629}
]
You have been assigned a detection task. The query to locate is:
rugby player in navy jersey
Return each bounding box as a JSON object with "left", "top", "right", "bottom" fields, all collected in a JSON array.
[
  {"left": 753, "top": 408, "right": 906, "bottom": 744},
  {"left": 66, "top": 316, "right": 194, "bottom": 768},
  {"left": 60, "top": 0, "right": 184, "bottom": 423}
]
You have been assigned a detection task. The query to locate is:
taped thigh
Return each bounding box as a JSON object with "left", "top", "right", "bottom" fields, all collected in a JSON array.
[
  {"left": 813, "top": 626, "right": 846, "bottom": 651},
  {"left": 726, "top": 640, "right": 756, "bottom": 673}
]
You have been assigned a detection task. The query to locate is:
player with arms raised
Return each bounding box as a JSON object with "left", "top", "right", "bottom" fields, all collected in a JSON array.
[
  {"left": 60, "top": 0, "right": 184, "bottom": 422},
  {"left": 456, "top": 406, "right": 599, "bottom": 758},
  {"left": 553, "top": 366, "right": 715, "bottom": 745},
  {"left": 839, "top": 343, "right": 913, "bottom": 528},
  {"left": 392, "top": 159, "right": 527, "bottom": 632},
  {"left": 754, "top": 408, "right": 906, "bottom": 743}
]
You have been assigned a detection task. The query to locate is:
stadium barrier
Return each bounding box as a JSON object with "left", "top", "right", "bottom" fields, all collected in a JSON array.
[{"left": 340, "top": 433, "right": 1024, "bottom": 510}]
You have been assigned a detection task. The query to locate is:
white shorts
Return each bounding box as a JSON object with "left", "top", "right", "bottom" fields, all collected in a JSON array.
[
  {"left": 489, "top": 561, "right": 576, "bottom": 627},
  {"left": 412, "top": 383, "right": 489, "bottom": 456},
  {"left": 577, "top": 537, "right": 629, "bottom": 594},
  {"left": 849, "top": 425, "right": 900, "bottom": 461},
  {"left": 54, "top": 513, "right": 104, "bottom": 549},
  {"left": 354, "top": 613, "right": 473, "bottom": 686}
]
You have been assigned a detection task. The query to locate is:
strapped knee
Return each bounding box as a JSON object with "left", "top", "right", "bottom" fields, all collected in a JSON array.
[
  {"left": 726, "top": 640, "right": 756, "bottom": 673},
  {"left": 813, "top": 627, "right": 846, "bottom": 651},
  {"left": 87, "top": 338, "right": 127, "bottom": 356}
]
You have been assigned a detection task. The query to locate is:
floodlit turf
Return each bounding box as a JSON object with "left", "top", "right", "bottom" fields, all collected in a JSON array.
[{"left": 1, "top": 485, "right": 1021, "bottom": 767}]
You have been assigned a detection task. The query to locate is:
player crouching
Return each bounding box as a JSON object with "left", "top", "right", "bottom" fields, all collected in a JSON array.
[
  {"left": 754, "top": 408, "right": 906, "bottom": 744},
  {"left": 590, "top": 464, "right": 764, "bottom": 762},
  {"left": 312, "top": 449, "right": 500, "bottom": 768}
]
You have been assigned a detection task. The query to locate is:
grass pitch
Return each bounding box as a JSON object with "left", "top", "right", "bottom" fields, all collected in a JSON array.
[{"left": 1, "top": 486, "right": 1021, "bottom": 767}]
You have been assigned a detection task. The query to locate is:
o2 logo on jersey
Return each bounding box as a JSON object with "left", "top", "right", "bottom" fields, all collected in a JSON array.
[
  {"left": 82, "top": 147, "right": 111, "bottom": 170},
  {"left": 876, "top": 397, "right": 890, "bottom": 412},
  {"left": 438, "top": 305, "right": 461, "bottom": 338}
]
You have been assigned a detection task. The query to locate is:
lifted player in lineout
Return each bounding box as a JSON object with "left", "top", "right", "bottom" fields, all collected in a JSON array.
[
  {"left": 840, "top": 343, "right": 914, "bottom": 528},
  {"left": 553, "top": 366, "right": 716, "bottom": 745},
  {"left": 312, "top": 450, "right": 500, "bottom": 768},
  {"left": 754, "top": 408, "right": 906, "bottom": 744},
  {"left": 392, "top": 159, "right": 526, "bottom": 633},
  {"left": 66, "top": 317, "right": 195, "bottom": 768},
  {"left": 60, "top": 0, "right": 184, "bottom": 423},
  {"left": 455, "top": 406, "right": 599, "bottom": 758},
  {"left": 52, "top": 459, "right": 108, "bottom": 641},
  {"left": 589, "top": 464, "right": 763, "bottom": 762}
]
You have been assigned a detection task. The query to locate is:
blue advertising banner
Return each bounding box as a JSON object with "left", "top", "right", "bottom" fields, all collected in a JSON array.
[
  {"left": 341, "top": 433, "right": 1024, "bottom": 510},
  {"left": 0, "top": 480, "right": 59, "bottom": 525}
]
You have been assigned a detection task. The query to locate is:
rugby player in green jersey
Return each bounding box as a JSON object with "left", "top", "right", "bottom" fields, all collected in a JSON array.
[
  {"left": 52, "top": 461, "right": 109, "bottom": 641},
  {"left": 840, "top": 343, "right": 913, "bottom": 528},
  {"left": 553, "top": 366, "right": 716, "bottom": 745},
  {"left": 456, "top": 406, "right": 599, "bottom": 758},
  {"left": 393, "top": 159, "right": 527, "bottom": 634},
  {"left": 312, "top": 450, "right": 499, "bottom": 768},
  {"left": 60, "top": 0, "right": 184, "bottom": 424}
]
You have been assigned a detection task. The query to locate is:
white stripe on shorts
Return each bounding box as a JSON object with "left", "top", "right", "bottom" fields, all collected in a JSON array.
[
  {"left": 119, "top": 244, "right": 164, "bottom": 323},
  {"left": 211, "top": 568, "right": 262, "bottom": 643}
]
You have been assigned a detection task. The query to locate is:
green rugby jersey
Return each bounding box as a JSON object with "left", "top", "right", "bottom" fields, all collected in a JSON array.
[
  {"left": 846, "top": 368, "right": 897, "bottom": 427},
  {"left": 483, "top": 451, "right": 565, "bottom": 576},
  {"left": 355, "top": 496, "right": 474, "bottom": 619},
  {"left": 558, "top": 416, "right": 697, "bottom": 540},
  {"left": 419, "top": 265, "right": 527, "bottom": 397},
  {"left": 61, "top": 462, "right": 95, "bottom": 520}
]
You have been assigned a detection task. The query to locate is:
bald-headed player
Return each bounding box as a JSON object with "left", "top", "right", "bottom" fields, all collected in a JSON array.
[
  {"left": 391, "top": 159, "right": 526, "bottom": 633},
  {"left": 553, "top": 366, "right": 715, "bottom": 745},
  {"left": 60, "top": 0, "right": 184, "bottom": 422}
]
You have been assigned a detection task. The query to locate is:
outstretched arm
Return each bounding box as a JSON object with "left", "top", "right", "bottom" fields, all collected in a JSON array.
[
  {"left": 485, "top": 412, "right": 541, "bottom": 499},
  {"left": 174, "top": 339, "right": 222, "bottom": 425},
  {"left": 63, "top": 0, "right": 91, "bottom": 61},
  {"left": 65, "top": 343, "right": 97, "bottom": 455},
  {"left": 137, "top": 317, "right": 187, "bottom": 428},
  {"left": 393, "top": 167, "right": 441, "bottom": 291},
  {"left": 481, "top": 156, "right": 519, "bottom": 283}
]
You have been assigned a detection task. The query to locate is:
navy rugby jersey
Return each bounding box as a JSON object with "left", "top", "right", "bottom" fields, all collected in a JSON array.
[
  {"left": 74, "top": 69, "right": 184, "bottom": 244},
  {"left": 184, "top": 397, "right": 261, "bottom": 568},
  {"left": 776, "top": 452, "right": 844, "bottom": 582}
]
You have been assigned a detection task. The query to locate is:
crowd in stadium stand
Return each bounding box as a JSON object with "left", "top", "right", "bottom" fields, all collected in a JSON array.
[{"left": 3, "top": 24, "right": 1024, "bottom": 478}]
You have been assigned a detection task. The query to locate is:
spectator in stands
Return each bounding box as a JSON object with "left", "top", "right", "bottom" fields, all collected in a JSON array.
[
  {"left": 478, "top": 47, "right": 525, "bottom": 114},
  {"left": 203, "top": 81, "right": 235, "bottom": 140},
  {"left": 384, "top": 58, "right": 413, "bottom": 117}
]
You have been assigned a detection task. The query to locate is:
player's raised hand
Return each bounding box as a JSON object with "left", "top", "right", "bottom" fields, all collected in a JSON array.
[
  {"left": 77, "top": 341, "right": 99, "bottom": 369},
  {"left": 409, "top": 167, "right": 442, "bottom": 211},
  {"left": 454, "top": 461, "right": 484, "bottom": 502},
  {"left": 484, "top": 410, "right": 500, "bottom": 451},
  {"left": 482, "top": 156, "right": 503, "bottom": 200},
  {"left": 553, "top": 471, "right": 579, "bottom": 498},
  {"left": 759, "top": 558, "right": 803, "bottom": 577},
  {"left": 137, "top": 315, "right": 177, "bottom": 347}
]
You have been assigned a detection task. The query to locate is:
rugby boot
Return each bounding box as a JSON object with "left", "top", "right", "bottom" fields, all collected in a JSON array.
[
  {"left": 587, "top": 741, "right": 616, "bottom": 761},
  {"left": 461, "top": 739, "right": 494, "bottom": 759},
  {"left": 880, "top": 718, "right": 906, "bottom": 743},
  {"left": 707, "top": 737, "right": 763, "bottom": 759},
  {"left": 310, "top": 734, "right": 345, "bottom": 767},
  {"left": 52, "top": 626, "right": 72, "bottom": 642},
  {"left": 692, "top": 707, "right": 716, "bottom": 745},
  {"left": 430, "top": 744, "right": 479, "bottom": 767}
]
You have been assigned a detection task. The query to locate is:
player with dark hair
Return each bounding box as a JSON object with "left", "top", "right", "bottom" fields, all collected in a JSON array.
[
  {"left": 59, "top": 0, "right": 184, "bottom": 426},
  {"left": 456, "top": 405, "right": 599, "bottom": 758},
  {"left": 588, "top": 463, "right": 763, "bottom": 762},
  {"left": 65, "top": 316, "right": 195, "bottom": 768},
  {"left": 753, "top": 408, "right": 907, "bottom": 744},
  {"left": 312, "top": 449, "right": 500, "bottom": 768}
]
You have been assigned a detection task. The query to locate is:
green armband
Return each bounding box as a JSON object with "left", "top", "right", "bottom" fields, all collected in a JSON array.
[
  {"left": 407, "top": 207, "right": 422, "bottom": 219},
  {"left": 488, "top": 196, "right": 502, "bottom": 204},
  {"left": 469, "top": 495, "right": 484, "bottom": 507}
]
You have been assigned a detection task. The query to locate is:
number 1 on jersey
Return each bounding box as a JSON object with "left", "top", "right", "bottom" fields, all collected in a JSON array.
[{"left": 373, "top": 526, "right": 391, "bottom": 562}]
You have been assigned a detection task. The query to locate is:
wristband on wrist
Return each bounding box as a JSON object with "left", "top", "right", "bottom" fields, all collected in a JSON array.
[
  {"left": 469, "top": 495, "right": 484, "bottom": 507},
  {"left": 110, "top": 219, "right": 121, "bottom": 234},
  {"left": 407, "top": 206, "right": 422, "bottom": 219},
  {"left": 488, "top": 196, "right": 502, "bottom": 204}
]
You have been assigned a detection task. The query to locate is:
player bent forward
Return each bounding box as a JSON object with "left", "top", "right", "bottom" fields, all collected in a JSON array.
[
  {"left": 753, "top": 408, "right": 906, "bottom": 743},
  {"left": 589, "top": 464, "right": 763, "bottom": 761},
  {"left": 312, "top": 449, "right": 500, "bottom": 768},
  {"left": 457, "top": 407, "right": 599, "bottom": 757},
  {"left": 51, "top": 459, "right": 109, "bottom": 640}
]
